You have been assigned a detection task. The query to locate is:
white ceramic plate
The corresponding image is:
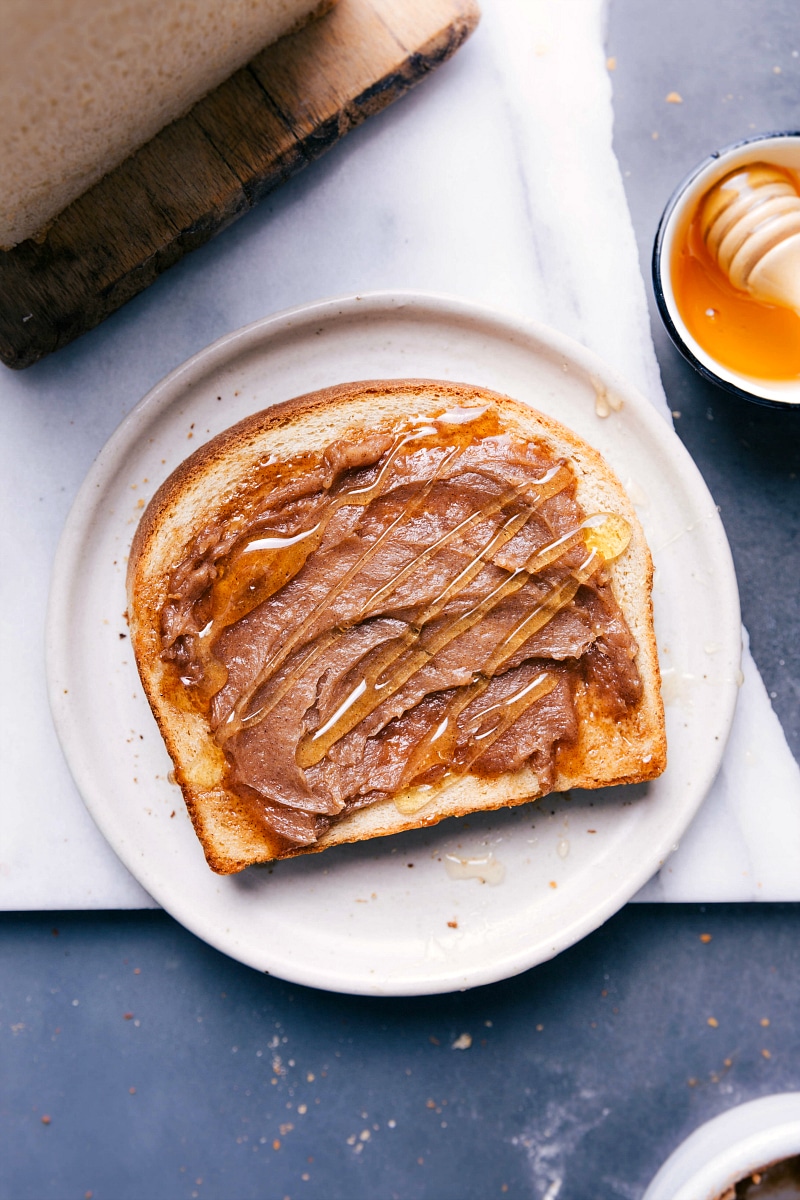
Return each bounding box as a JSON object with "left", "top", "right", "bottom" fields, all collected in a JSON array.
[{"left": 47, "top": 292, "right": 740, "bottom": 996}]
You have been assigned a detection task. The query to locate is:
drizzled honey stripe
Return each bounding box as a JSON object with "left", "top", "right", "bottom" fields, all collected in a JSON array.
[
  {"left": 462, "top": 670, "right": 559, "bottom": 759},
  {"left": 219, "top": 451, "right": 572, "bottom": 742},
  {"left": 234, "top": 482, "right": 580, "bottom": 743},
  {"left": 393, "top": 515, "right": 633, "bottom": 793},
  {"left": 397, "top": 675, "right": 492, "bottom": 788},
  {"left": 396, "top": 545, "right": 606, "bottom": 789},
  {"left": 218, "top": 431, "right": 462, "bottom": 740},
  {"left": 399, "top": 671, "right": 560, "bottom": 799},
  {"left": 294, "top": 547, "right": 600, "bottom": 769},
  {"left": 228, "top": 499, "right": 535, "bottom": 741},
  {"left": 295, "top": 509, "right": 633, "bottom": 767},
  {"left": 362, "top": 462, "right": 569, "bottom": 616}
]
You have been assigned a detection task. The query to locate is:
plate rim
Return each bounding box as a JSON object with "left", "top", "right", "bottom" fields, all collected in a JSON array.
[{"left": 46, "top": 289, "right": 742, "bottom": 995}]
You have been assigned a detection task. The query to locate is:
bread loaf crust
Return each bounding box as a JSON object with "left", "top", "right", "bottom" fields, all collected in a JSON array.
[
  {"left": 0, "top": 0, "right": 333, "bottom": 248},
  {"left": 128, "top": 379, "right": 666, "bottom": 873}
]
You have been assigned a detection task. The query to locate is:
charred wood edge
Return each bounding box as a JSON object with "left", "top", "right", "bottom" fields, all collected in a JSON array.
[{"left": 0, "top": 0, "right": 480, "bottom": 370}]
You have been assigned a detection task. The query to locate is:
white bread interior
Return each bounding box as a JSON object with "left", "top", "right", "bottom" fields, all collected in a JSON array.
[
  {"left": 0, "top": 0, "right": 330, "bottom": 248},
  {"left": 128, "top": 380, "right": 666, "bottom": 873}
]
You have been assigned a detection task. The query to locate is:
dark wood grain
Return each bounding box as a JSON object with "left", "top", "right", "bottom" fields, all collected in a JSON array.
[{"left": 0, "top": 0, "right": 479, "bottom": 369}]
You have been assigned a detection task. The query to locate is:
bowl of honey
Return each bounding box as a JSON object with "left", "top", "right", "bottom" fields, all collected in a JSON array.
[
  {"left": 653, "top": 131, "right": 800, "bottom": 407},
  {"left": 643, "top": 1092, "right": 800, "bottom": 1200}
]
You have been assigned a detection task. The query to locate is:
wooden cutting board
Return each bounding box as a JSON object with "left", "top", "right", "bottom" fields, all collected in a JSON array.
[{"left": 0, "top": 0, "right": 479, "bottom": 370}]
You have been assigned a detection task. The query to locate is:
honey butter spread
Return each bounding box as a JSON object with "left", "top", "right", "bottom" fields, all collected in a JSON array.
[{"left": 146, "top": 392, "right": 652, "bottom": 858}]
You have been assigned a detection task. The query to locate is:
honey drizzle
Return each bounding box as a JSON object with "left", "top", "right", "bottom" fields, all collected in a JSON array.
[
  {"left": 232, "top": 499, "right": 537, "bottom": 744},
  {"left": 464, "top": 670, "right": 557, "bottom": 742},
  {"left": 294, "top": 547, "right": 600, "bottom": 769},
  {"left": 293, "top": 508, "right": 633, "bottom": 768},
  {"left": 455, "top": 670, "right": 559, "bottom": 770},
  {"left": 218, "top": 456, "right": 573, "bottom": 743},
  {"left": 362, "top": 463, "right": 570, "bottom": 617},
  {"left": 233, "top": 474, "right": 580, "bottom": 749},
  {"left": 211, "top": 425, "right": 444, "bottom": 647},
  {"left": 398, "top": 671, "right": 559, "bottom": 793},
  {"left": 398, "top": 678, "right": 492, "bottom": 786},
  {"left": 295, "top": 510, "right": 630, "bottom": 770},
  {"left": 217, "top": 429, "right": 462, "bottom": 741}
]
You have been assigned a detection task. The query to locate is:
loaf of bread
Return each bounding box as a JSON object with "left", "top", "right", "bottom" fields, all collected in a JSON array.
[
  {"left": 128, "top": 380, "right": 666, "bottom": 873},
  {"left": 0, "top": 0, "right": 331, "bottom": 248}
]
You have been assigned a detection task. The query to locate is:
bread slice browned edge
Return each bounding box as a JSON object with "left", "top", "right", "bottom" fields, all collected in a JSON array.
[{"left": 127, "top": 380, "right": 666, "bottom": 874}]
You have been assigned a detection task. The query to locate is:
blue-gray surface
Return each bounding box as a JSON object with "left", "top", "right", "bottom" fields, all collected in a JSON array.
[
  {"left": 4, "top": 0, "right": 800, "bottom": 1197},
  {"left": 3, "top": 905, "right": 800, "bottom": 1200}
]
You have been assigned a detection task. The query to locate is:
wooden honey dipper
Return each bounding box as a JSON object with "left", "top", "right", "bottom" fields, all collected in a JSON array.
[{"left": 699, "top": 163, "right": 800, "bottom": 312}]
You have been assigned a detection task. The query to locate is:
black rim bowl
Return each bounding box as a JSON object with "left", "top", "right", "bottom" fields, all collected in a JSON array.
[{"left": 652, "top": 130, "right": 800, "bottom": 411}]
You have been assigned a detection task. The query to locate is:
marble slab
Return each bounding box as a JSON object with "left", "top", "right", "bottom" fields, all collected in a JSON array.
[{"left": 2, "top": 0, "right": 799, "bottom": 910}]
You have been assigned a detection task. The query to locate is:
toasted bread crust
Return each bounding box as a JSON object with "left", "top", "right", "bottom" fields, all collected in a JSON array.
[{"left": 128, "top": 380, "right": 666, "bottom": 873}]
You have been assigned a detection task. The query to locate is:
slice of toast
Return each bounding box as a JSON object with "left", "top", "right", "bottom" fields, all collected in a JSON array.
[{"left": 128, "top": 379, "right": 665, "bottom": 873}]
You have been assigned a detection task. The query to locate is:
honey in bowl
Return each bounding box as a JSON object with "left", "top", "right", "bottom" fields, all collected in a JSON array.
[
  {"left": 719, "top": 1152, "right": 800, "bottom": 1199},
  {"left": 671, "top": 161, "right": 800, "bottom": 382}
]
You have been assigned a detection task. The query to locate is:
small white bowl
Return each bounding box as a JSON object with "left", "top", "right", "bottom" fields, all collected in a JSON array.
[
  {"left": 653, "top": 131, "right": 800, "bottom": 408},
  {"left": 643, "top": 1093, "right": 800, "bottom": 1200}
]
